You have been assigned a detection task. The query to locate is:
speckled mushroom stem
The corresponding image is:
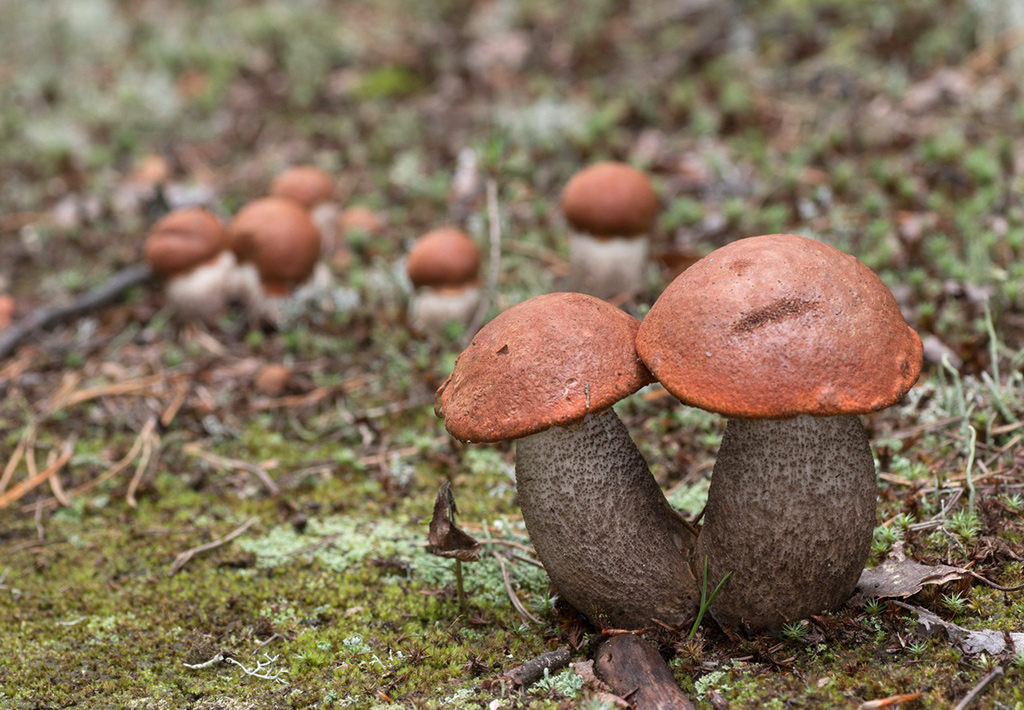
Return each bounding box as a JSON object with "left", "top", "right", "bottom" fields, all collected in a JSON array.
[
  {"left": 515, "top": 407, "right": 699, "bottom": 630},
  {"left": 693, "top": 414, "right": 876, "bottom": 634},
  {"left": 568, "top": 233, "right": 649, "bottom": 300}
]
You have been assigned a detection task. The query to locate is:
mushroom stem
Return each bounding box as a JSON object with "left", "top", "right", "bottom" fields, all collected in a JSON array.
[
  {"left": 515, "top": 408, "right": 699, "bottom": 629},
  {"left": 694, "top": 414, "right": 876, "bottom": 633},
  {"left": 568, "top": 233, "right": 649, "bottom": 300}
]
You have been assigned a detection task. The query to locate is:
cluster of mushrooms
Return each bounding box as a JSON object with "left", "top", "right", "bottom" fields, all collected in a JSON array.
[
  {"left": 146, "top": 158, "right": 924, "bottom": 635},
  {"left": 436, "top": 232, "right": 923, "bottom": 635},
  {"left": 143, "top": 161, "right": 663, "bottom": 336}
]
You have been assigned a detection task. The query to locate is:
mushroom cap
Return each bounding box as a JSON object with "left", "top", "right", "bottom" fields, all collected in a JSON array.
[
  {"left": 637, "top": 233, "right": 923, "bottom": 419},
  {"left": 337, "top": 206, "right": 384, "bottom": 237},
  {"left": 560, "top": 162, "right": 659, "bottom": 237},
  {"left": 269, "top": 166, "right": 335, "bottom": 210},
  {"left": 229, "top": 197, "right": 322, "bottom": 294},
  {"left": 435, "top": 292, "right": 654, "bottom": 443},
  {"left": 144, "top": 208, "right": 230, "bottom": 278},
  {"left": 406, "top": 228, "right": 481, "bottom": 289}
]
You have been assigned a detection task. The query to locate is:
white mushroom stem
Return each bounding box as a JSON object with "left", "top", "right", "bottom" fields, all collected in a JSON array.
[
  {"left": 407, "top": 286, "right": 481, "bottom": 335},
  {"left": 515, "top": 407, "right": 698, "bottom": 629},
  {"left": 693, "top": 414, "right": 876, "bottom": 633},
  {"left": 568, "top": 232, "right": 649, "bottom": 300},
  {"left": 165, "top": 250, "right": 237, "bottom": 325}
]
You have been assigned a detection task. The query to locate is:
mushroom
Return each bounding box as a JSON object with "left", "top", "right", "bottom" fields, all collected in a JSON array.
[
  {"left": 143, "top": 207, "right": 235, "bottom": 325},
  {"left": 405, "top": 227, "right": 482, "bottom": 336},
  {"left": 269, "top": 165, "right": 340, "bottom": 254},
  {"left": 228, "top": 197, "right": 321, "bottom": 325},
  {"left": 560, "top": 162, "right": 659, "bottom": 300},
  {"left": 334, "top": 206, "right": 386, "bottom": 269},
  {"left": 636, "top": 233, "right": 923, "bottom": 633},
  {"left": 435, "top": 292, "right": 699, "bottom": 628}
]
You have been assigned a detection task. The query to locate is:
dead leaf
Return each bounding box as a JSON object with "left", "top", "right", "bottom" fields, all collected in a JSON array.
[
  {"left": 427, "top": 482, "right": 481, "bottom": 562},
  {"left": 851, "top": 542, "right": 963, "bottom": 605},
  {"left": 895, "top": 602, "right": 1024, "bottom": 656}
]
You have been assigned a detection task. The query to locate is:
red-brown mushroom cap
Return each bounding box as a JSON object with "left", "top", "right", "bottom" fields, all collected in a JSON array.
[
  {"left": 230, "top": 197, "right": 321, "bottom": 293},
  {"left": 337, "top": 206, "right": 384, "bottom": 237},
  {"left": 637, "top": 233, "right": 923, "bottom": 419},
  {"left": 269, "top": 166, "right": 335, "bottom": 210},
  {"left": 560, "top": 162, "right": 659, "bottom": 238},
  {"left": 435, "top": 292, "right": 654, "bottom": 443},
  {"left": 406, "top": 228, "right": 481, "bottom": 289},
  {"left": 144, "top": 208, "right": 230, "bottom": 278}
]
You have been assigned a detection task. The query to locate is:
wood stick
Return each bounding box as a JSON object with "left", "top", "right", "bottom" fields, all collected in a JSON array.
[
  {"left": 168, "top": 517, "right": 258, "bottom": 576},
  {"left": 594, "top": 634, "right": 697, "bottom": 710},
  {"left": 0, "top": 263, "right": 154, "bottom": 361},
  {"left": 953, "top": 666, "right": 1003, "bottom": 710},
  {"left": 0, "top": 440, "right": 74, "bottom": 508},
  {"left": 463, "top": 179, "right": 502, "bottom": 344}
]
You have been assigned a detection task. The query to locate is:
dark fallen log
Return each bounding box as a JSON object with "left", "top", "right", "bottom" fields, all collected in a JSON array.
[
  {"left": 595, "top": 634, "right": 697, "bottom": 710},
  {"left": 0, "top": 263, "right": 154, "bottom": 361}
]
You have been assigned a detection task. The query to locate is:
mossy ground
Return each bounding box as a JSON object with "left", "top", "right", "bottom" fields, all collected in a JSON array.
[{"left": 2, "top": 0, "right": 1024, "bottom": 707}]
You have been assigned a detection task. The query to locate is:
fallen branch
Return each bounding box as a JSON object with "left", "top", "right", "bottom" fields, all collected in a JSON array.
[
  {"left": 504, "top": 648, "right": 572, "bottom": 688},
  {"left": 594, "top": 634, "right": 697, "bottom": 710},
  {"left": 184, "top": 444, "right": 280, "bottom": 496},
  {"left": 0, "top": 263, "right": 154, "bottom": 361},
  {"left": 168, "top": 516, "right": 258, "bottom": 576},
  {"left": 952, "top": 665, "right": 1003, "bottom": 710}
]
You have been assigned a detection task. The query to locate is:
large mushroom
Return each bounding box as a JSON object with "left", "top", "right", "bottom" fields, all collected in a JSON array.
[
  {"left": 228, "top": 197, "right": 321, "bottom": 325},
  {"left": 560, "top": 162, "right": 659, "bottom": 300},
  {"left": 636, "top": 233, "right": 923, "bottom": 633},
  {"left": 405, "top": 227, "right": 482, "bottom": 336},
  {"left": 143, "top": 207, "right": 235, "bottom": 325},
  {"left": 435, "top": 292, "right": 698, "bottom": 628}
]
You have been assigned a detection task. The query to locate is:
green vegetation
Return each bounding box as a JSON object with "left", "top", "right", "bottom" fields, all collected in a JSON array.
[{"left": 2, "top": 0, "right": 1024, "bottom": 707}]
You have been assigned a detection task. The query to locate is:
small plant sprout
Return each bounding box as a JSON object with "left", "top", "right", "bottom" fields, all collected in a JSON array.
[
  {"left": 862, "top": 598, "right": 885, "bottom": 617},
  {"left": 780, "top": 620, "right": 810, "bottom": 642},
  {"left": 872, "top": 524, "right": 903, "bottom": 556},
  {"left": 908, "top": 639, "right": 928, "bottom": 658},
  {"left": 892, "top": 512, "right": 916, "bottom": 529},
  {"left": 690, "top": 556, "right": 733, "bottom": 638},
  {"left": 1001, "top": 492, "right": 1024, "bottom": 512},
  {"left": 1011, "top": 650, "right": 1024, "bottom": 671},
  {"left": 941, "top": 591, "right": 968, "bottom": 618},
  {"left": 948, "top": 509, "right": 982, "bottom": 541}
]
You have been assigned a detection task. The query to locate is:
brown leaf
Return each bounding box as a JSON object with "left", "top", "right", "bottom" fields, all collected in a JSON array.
[
  {"left": 427, "top": 482, "right": 481, "bottom": 562},
  {"left": 851, "top": 542, "right": 963, "bottom": 605}
]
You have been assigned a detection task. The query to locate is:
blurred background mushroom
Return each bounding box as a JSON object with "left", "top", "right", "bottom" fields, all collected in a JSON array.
[
  {"left": 404, "top": 227, "right": 482, "bottom": 336},
  {"left": 228, "top": 196, "right": 321, "bottom": 326},
  {"left": 143, "top": 207, "right": 235, "bottom": 326},
  {"left": 560, "top": 162, "right": 659, "bottom": 302}
]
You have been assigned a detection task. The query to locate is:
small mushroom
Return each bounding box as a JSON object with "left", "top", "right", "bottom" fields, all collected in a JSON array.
[
  {"left": 269, "top": 165, "right": 340, "bottom": 254},
  {"left": 435, "top": 292, "right": 698, "bottom": 628},
  {"left": 637, "top": 233, "right": 923, "bottom": 633},
  {"left": 560, "top": 162, "right": 659, "bottom": 300},
  {"left": 143, "top": 207, "right": 235, "bottom": 325},
  {"left": 228, "top": 197, "right": 321, "bottom": 325},
  {"left": 405, "top": 227, "right": 481, "bottom": 336}
]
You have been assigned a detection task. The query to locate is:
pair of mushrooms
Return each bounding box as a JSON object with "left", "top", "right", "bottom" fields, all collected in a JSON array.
[
  {"left": 436, "top": 233, "right": 922, "bottom": 633},
  {"left": 144, "top": 198, "right": 321, "bottom": 325}
]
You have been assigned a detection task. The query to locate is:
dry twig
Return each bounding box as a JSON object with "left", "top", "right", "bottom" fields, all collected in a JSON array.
[
  {"left": 184, "top": 443, "right": 280, "bottom": 496},
  {"left": 0, "top": 439, "right": 74, "bottom": 508},
  {"left": 168, "top": 517, "right": 259, "bottom": 576}
]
